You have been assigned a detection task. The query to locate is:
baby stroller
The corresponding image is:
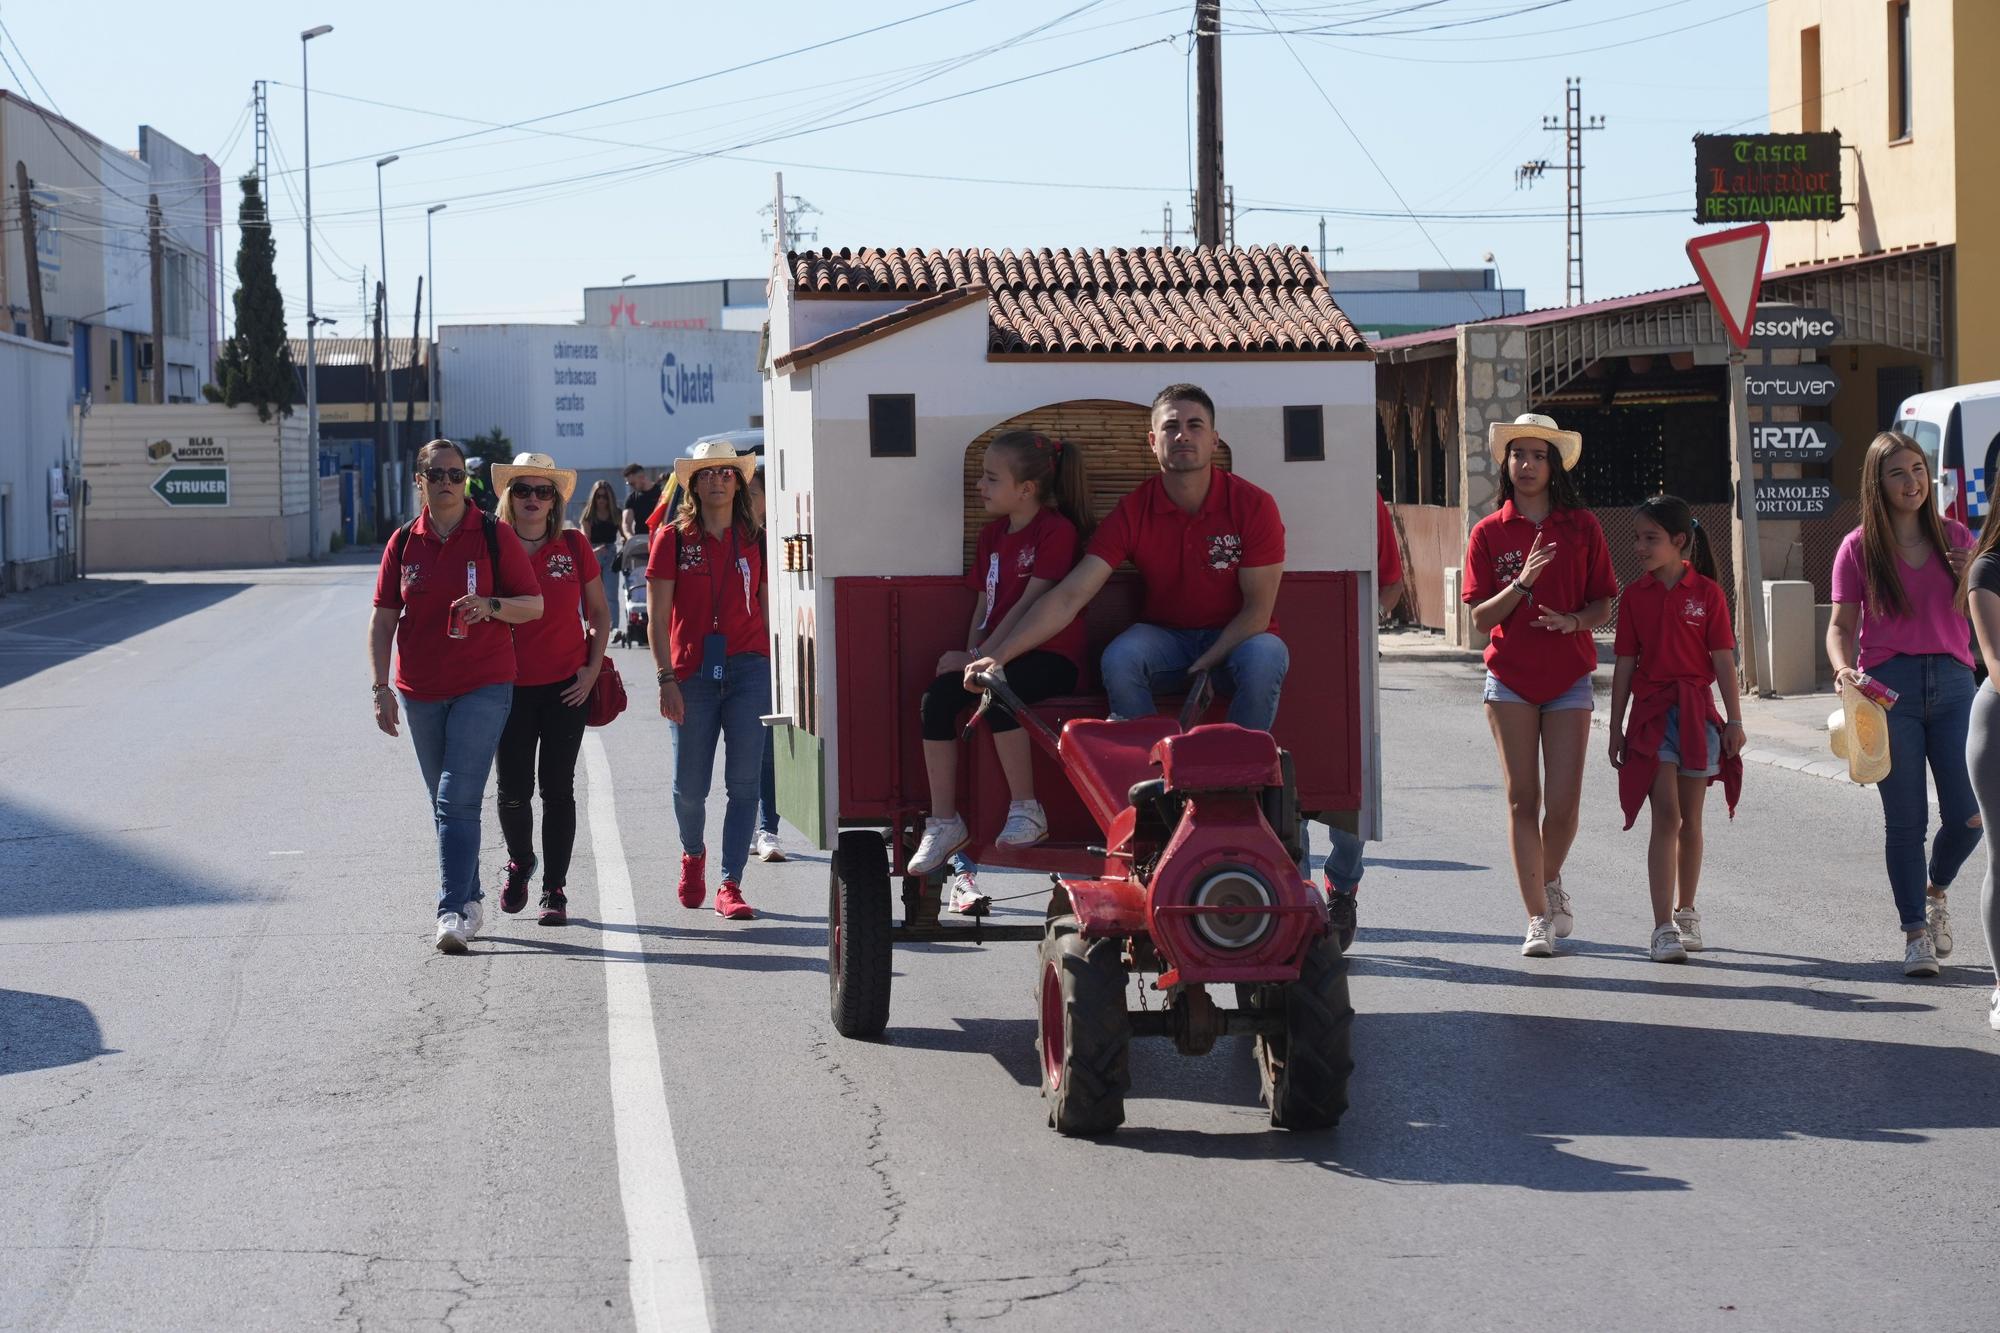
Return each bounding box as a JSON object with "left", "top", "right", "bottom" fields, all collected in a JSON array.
[{"left": 610, "top": 534, "right": 651, "bottom": 648}]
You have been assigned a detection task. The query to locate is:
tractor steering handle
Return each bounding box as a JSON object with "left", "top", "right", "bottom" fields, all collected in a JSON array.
[
  {"left": 1177, "top": 669, "right": 1215, "bottom": 732},
  {"left": 961, "top": 669, "right": 1025, "bottom": 742}
]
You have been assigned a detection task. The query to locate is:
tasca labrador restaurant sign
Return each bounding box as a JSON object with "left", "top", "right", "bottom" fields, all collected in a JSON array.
[{"left": 1694, "top": 133, "right": 1843, "bottom": 223}]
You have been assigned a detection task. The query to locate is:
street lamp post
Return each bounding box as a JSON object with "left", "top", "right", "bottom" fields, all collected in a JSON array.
[
  {"left": 1482, "top": 249, "right": 1506, "bottom": 320},
  {"left": 375, "top": 153, "right": 399, "bottom": 509},
  {"left": 301, "top": 23, "right": 331, "bottom": 557},
  {"left": 426, "top": 203, "right": 446, "bottom": 438}
]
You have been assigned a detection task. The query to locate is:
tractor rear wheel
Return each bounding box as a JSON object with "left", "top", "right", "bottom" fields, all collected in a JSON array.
[
  {"left": 1035, "top": 916, "right": 1131, "bottom": 1135},
  {"left": 1251, "top": 936, "right": 1354, "bottom": 1131},
  {"left": 829, "top": 830, "right": 893, "bottom": 1039}
]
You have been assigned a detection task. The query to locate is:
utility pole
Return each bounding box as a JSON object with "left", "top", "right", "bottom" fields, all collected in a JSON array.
[
  {"left": 404, "top": 276, "right": 423, "bottom": 438},
  {"left": 300, "top": 24, "right": 332, "bottom": 560},
  {"left": 426, "top": 203, "right": 445, "bottom": 433},
  {"left": 1536, "top": 77, "right": 1605, "bottom": 306},
  {"left": 1194, "top": 0, "right": 1225, "bottom": 247},
  {"left": 253, "top": 80, "right": 269, "bottom": 200},
  {"left": 1164, "top": 203, "right": 1174, "bottom": 248},
  {"left": 372, "top": 282, "right": 386, "bottom": 513},
  {"left": 1224, "top": 183, "right": 1236, "bottom": 249},
  {"left": 148, "top": 194, "right": 166, "bottom": 404},
  {"left": 1728, "top": 347, "right": 1767, "bottom": 696},
  {"left": 14, "top": 162, "right": 47, "bottom": 342},
  {"left": 759, "top": 173, "right": 820, "bottom": 250}
]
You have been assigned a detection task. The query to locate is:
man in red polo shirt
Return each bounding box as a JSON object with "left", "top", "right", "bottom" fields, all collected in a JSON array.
[{"left": 967, "top": 383, "right": 1288, "bottom": 730}]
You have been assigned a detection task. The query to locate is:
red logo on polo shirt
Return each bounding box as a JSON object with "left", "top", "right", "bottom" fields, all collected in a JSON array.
[
  {"left": 1683, "top": 598, "right": 1707, "bottom": 619},
  {"left": 678, "top": 541, "right": 705, "bottom": 572},
  {"left": 1207, "top": 533, "right": 1243, "bottom": 571},
  {"left": 547, "top": 552, "right": 576, "bottom": 581},
  {"left": 1015, "top": 545, "right": 1037, "bottom": 574},
  {"left": 401, "top": 562, "right": 427, "bottom": 594},
  {"left": 1495, "top": 548, "right": 1525, "bottom": 582}
]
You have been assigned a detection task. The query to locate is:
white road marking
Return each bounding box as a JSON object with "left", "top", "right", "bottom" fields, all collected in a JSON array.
[{"left": 583, "top": 733, "right": 713, "bottom": 1333}]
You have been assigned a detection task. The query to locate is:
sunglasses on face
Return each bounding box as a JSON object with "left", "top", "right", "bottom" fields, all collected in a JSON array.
[
  {"left": 509, "top": 482, "right": 558, "bottom": 500},
  {"left": 422, "top": 467, "right": 467, "bottom": 484},
  {"left": 696, "top": 468, "right": 738, "bottom": 484}
]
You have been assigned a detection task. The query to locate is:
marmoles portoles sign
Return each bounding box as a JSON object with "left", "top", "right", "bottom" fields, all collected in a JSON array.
[{"left": 1694, "top": 132, "right": 1843, "bottom": 223}]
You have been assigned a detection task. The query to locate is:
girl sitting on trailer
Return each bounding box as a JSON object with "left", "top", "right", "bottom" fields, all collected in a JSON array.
[
  {"left": 908, "top": 432, "right": 1094, "bottom": 890},
  {"left": 1606, "top": 495, "right": 1745, "bottom": 963}
]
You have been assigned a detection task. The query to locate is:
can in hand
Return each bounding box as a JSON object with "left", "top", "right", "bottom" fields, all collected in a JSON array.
[
  {"left": 448, "top": 560, "right": 477, "bottom": 639},
  {"left": 1853, "top": 672, "right": 1900, "bottom": 711}
]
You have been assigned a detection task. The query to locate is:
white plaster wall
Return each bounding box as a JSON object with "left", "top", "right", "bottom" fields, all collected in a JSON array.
[{"left": 790, "top": 296, "right": 911, "bottom": 348}]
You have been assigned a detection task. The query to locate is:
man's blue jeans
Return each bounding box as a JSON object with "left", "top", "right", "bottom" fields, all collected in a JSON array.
[
  {"left": 758, "top": 727, "right": 780, "bottom": 837},
  {"left": 403, "top": 681, "right": 513, "bottom": 919},
  {"left": 1870, "top": 652, "right": 1980, "bottom": 932},
  {"left": 1099, "top": 624, "right": 1289, "bottom": 731},
  {"left": 672, "top": 654, "right": 771, "bottom": 883}
]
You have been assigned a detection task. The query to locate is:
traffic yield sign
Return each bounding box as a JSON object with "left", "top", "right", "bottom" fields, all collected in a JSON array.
[{"left": 1686, "top": 222, "right": 1770, "bottom": 350}]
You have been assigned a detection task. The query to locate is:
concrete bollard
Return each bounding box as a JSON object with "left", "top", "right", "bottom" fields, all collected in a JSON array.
[
  {"left": 1444, "top": 567, "right": 1466, "bottom": 647},
  {"left": 1763, "top": 580, "right": 1816, "bottom": 695}
]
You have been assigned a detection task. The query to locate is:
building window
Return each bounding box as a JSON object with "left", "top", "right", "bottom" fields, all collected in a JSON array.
[
  {"left": 1282, "top": 405, "right": 1325, "bottom": 461},
  {"left": 868, "top": 394, "right": 915, "bottom": 457},
  {"left": 1890, "top": 1, "right": 1912, "bottom": 141},
  {"left": 108, "top": 338, "right": 119, "bottom": 381},
  {"left": 1801, "top": 26, "right": 1822, "bottom": 133}
]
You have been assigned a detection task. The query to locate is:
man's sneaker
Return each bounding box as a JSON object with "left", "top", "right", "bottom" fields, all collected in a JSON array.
[
  {"left": 1650, "top": 923, "right": 1688, "bottom": 963},
  {"left": 946, "top": 867, "right": 991, "bottom": 916},
  {"left": 677, "top": 853, "right": 707, "bottom": 909},
  {"left": 1521, "top": 916, "right": 1555, "bottom": 957},
  {"left": 461, "top": 897, "right": 485, "bottom": 942},
  {"left": 907, "top": 815, "right": 969, "bottom": 877},
  {"left": 1327, "top": 886, "right": 1358, "bottom": 953},
  {"left": 995, "top": 800, "right": 1050, "bottom": 849},
  {"left": 1673, "top": 907, "right": 1703, "bottom": 952},
  {"left": 753, "top": 830, "right": 787, "bottom": 863},
  {"left": 1544, "top": 876, "right": 1574, "bottom": 938},
  {"left": 1905, "top": 935, "right": 1941, "bottom": 977},
  {"left": 1988, "top": 989, "right": 2000, "bottom": 1033},
  {"left": 501, "top": 858, "right": 536, "bottom": 914},
  {"left": 715, "top": 881, "right": 756, "bottom": 920},
  {"left": 434, "top": 913, "right": 469, "bottom": 955},
  {"left": 538, "top": 888, "right": 568, "bottom": 926},
  {"left": 1927, "top": 893, "right": 1954, "bottom": 958}
]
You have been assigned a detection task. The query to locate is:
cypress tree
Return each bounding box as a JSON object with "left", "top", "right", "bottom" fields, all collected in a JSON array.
[{"left": 205, "top": 172, "right": 297, "bottom": 421}]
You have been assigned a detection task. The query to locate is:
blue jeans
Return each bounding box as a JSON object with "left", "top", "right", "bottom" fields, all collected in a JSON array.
[
  {"left": 1870, "top": 653, "right": 1980, "bottom": 932},
  {"left": 672, "top": 653, "right": 772, "bottom": 883},
  {"left": 403, "top": 681, "right": 514, "bottom": 919},
  {"left": 595, "top": 543, "right": 620, "bottom": 616},
  {"left": 1099, "top": 624, "right": 1289, "bottom": 731},
  {"left": 758, "top": 726, "right": 780, "bottom": 837}
]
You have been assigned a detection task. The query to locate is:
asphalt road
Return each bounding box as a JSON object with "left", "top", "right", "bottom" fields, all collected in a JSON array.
[{"left": 6, "top": 559, "right": 2000, "bottom": 1331}]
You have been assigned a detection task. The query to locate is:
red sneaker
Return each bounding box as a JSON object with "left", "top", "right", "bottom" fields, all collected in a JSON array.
[
  {"left": 714, "top": 881, "right": 755, "bottom": 920},
  {"left": 677, "top": 853, "right": 707, "bottom": 909},
  {"left": 501, "top": 858, "right": 535, "bottom": 914}
]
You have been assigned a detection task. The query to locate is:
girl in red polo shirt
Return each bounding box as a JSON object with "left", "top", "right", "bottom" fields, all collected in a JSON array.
[
  {"left": 491, "top": 453, "right": 611, "bottom": 927},
  {"left": 1606, "top": 495, "right": 1745, "bottom": 963},
  {"left": 908, "top": 432, "right": 1093, "bottom": 904},
  {"left": 1463, "top": 414, "right": 1618, "bottom": 959},
  {"left": 646, "top": 442, "right": 769, "bottom": 921}
]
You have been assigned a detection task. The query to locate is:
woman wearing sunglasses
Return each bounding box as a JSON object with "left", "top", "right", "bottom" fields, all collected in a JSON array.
[
  {"left": 370, "top": 439, "right": 544, "bottom": 954},
  {"left": 645, "top": 440, "right": 769, "bottom": 921},
  {"left": 491, "top": 453, "right": 612, "bottom": 926}
]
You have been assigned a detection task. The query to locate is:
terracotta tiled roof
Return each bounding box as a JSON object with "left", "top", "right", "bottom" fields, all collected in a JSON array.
[{"left": 784, "top": 245, "right": 1368, "bottom": 357}]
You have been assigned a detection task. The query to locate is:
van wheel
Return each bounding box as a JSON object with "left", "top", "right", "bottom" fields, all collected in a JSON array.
[{"left": 829, "top": 831, "right": 892, "bottom": 1038}]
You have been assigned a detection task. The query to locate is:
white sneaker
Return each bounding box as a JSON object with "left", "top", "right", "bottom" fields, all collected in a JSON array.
[
  {"left": 1650, "top": 923, "right": 1688, "bottom": 963},
  {"left": 946, "top": 868, "right": 991, "bottom": 916},
  {"left": 995, "top": 800, "right": 1049, "bottom": 849},
  {"left": 1988, "top": 990, "right": 2000, "bottom": 1033},
  {"left": 753, "top": 830, "right": 787, "bottom": 863},
  {"left": 1927, "top": 893, "right": 1953, "bottom": 958},
  {"left": 1905, "top": 935, "right": 1940, "bottom": 977},
  {"left": 1544, "top": 876, "right": 1574, "bottom": 938},
  {"left": 434, "top": 913, "right": 468, "bottom": 955},
  {"left": 461, "top": 898, "right": 485, "bottom": 942},
  {"left": 907, "top": 815, "right": 969, "bottom": 877},
  {"left": 1673, "top": 907, "right": 1703, "bottom": 952},
  {"left": 1521, "top": 916, "right": 1555, "bottom": 957}
]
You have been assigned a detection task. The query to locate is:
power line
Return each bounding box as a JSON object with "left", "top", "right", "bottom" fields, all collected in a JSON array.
[
  {"left": 0, "top": 14, "right": 62, "bottom": 115},
  {"left": 1297, "top": 0, "right": 1769, "bottom": 63}
]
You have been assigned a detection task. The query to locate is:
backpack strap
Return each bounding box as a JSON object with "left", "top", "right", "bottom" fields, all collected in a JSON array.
[
  {"left": 481, "top": 509, "right": 501, "bottom": 581},
  {"left": 390, "top": 520, "right": 416, "bottom": 568}
]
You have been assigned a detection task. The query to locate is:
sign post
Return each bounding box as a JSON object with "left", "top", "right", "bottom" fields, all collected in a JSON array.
[{"left": 1687, "top": 222, "right": 1772, "bottom": 696}]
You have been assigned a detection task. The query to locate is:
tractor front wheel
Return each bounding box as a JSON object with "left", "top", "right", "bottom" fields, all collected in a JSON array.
[
  {"left": 1252, "top": 936, "right": 1354, "bottom": 1131},
  {"left": 829, "top": 830, "right": 893, "bottom": 1038},
  {"left": 1035, "top": 916, "right": 1131, "bottom": 1136}
]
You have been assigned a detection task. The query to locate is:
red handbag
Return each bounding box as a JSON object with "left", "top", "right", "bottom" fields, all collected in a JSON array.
[{"left": 587, "top": 653, "right": 627, "bottom": 727}]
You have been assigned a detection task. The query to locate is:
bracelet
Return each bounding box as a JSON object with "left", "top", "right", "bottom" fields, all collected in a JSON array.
[
  {"left": 656, "top": 667, "right": 675, "bottom": 684},
  {"left": 1511, "top": 579, "right": 1534, "bottom": 603}
]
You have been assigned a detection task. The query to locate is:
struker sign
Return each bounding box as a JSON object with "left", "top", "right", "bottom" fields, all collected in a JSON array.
[{"left": 1745, "top": 367, "right": 1840, "bottom": 407}]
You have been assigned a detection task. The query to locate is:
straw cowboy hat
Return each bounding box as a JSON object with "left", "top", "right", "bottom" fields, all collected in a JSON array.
[
  {"left": 1827, "top": 685, "right": 1891, "bottom": 785},
  {"left": 489, "top": 452, "right": 578, "bottom": 506},
  {"left": 1489, "top": 413, "right": 1583, "bottom": 472},
  {"left": 673, "top": 438, "right": 758, "bottom": 489}
]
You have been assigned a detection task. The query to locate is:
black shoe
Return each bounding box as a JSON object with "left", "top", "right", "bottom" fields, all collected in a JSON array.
[
  {"left": 537, "top": 887, "right": 567, "bottom": 926},
  {"left": 1327, "top": 886, "right": 1358, "bottom": 953},
  {"left": 502, "top": 857, "right": 537, "bottom": 914}
]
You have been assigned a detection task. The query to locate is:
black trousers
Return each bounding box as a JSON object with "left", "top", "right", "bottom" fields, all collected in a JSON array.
[
  {"left": 920, "top": 650, "right": 1078, "bottom": 741},
  {"left": 495, "top": 677, "right": 590, "bottom": 889}
]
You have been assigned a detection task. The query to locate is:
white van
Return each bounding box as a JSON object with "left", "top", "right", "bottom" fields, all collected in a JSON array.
[{"left": 1894, "top": 383, "right": 2000, "bottom": 524}]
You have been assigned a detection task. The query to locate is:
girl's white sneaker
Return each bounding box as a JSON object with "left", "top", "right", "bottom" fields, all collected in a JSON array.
[
  {"left": 1672, "top": 907, "right": 1703, "bottom": 951},
  {"left": 1544, "top": 876, "right": 1574, "bottom": 938},
  {"left": 1521, "top": 916, "right": 1555, "bottom": 958},
  {"left": 995, "top": 800, "right": 1049, "bottom": 848},
  {"left": 907, "top": 815, "right": 969, "bottom": 877},
  {"left": 1989, "top": 990, "right": 2000, "bottom": 1033},
  {"left": 1650, "top": 923, "right": 1688, "bottom": 963}
]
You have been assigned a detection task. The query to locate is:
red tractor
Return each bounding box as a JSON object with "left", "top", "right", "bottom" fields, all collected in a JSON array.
[{"left": 831, "top": 665, "right": 1353, "bottom": 1136}]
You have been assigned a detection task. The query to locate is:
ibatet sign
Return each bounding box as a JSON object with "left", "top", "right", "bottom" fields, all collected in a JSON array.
[{"left": 660, "top": 352, "right": 716, "bottom": 417}]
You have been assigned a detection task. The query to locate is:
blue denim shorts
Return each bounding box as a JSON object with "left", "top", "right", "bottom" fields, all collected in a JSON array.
[
  {"left": 1482, "top": 671, "right": 1594, "bottom": 712},
  {"left": 1655, "top": 704, "right": 1722, "bottom": 778}
]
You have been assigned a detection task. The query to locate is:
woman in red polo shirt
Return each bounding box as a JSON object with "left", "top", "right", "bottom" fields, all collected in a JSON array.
[
  {"left": 1463, "top": 414, "right": 1617, "bottom": 958},
  {"left": 646, "top": 440, "right": 769, "bottom": 921},
  {"left": 490, "top": 452, "right": 611, "bottom": 927},
  {"left": 370, "top": 439, "right": 545, "bottom": 955}
]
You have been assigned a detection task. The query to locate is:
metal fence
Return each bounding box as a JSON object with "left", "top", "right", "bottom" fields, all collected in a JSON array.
[{"left": 1590, "top": 503, "right": 1737, "bottom": 643}]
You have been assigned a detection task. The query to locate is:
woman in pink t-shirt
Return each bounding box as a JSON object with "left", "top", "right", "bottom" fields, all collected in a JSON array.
[{"left": 1827, "top": 431, "right": 1977, "bottom": 978}]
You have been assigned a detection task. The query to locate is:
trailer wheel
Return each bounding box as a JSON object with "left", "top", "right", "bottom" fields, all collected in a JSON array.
[
  {"left": 1252, "top": 936, "right": 1353, "bottom": 1131},
  {"left": 1035, "top": 916, "right": 1131, "bottom": 1136},
  {"left": 829, "top": 830, "right": 893, "bottom": 1039}
]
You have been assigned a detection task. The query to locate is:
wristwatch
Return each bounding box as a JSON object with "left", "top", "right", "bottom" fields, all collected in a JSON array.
[{"left": 487, "top": 597, "right": 501, "bottom": 616}]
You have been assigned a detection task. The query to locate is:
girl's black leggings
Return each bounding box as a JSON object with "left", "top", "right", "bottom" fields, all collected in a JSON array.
[
  {"left": 920, "top": 650, "right": 1078, "bottom": 741},
  {"left": 496, "top": 677, "right": 590, "bottom": 888}
]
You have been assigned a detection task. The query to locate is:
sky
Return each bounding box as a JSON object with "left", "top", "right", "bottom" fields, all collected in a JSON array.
[{"left": 0, "top": 0, "right": 1772, "bottom": 338}]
